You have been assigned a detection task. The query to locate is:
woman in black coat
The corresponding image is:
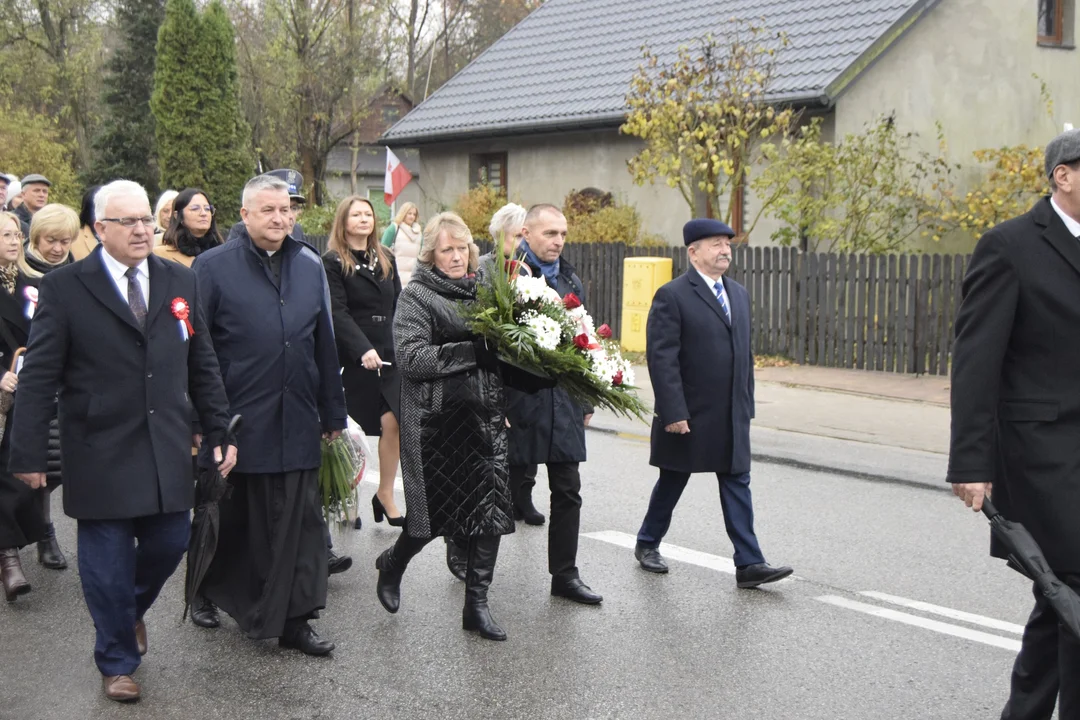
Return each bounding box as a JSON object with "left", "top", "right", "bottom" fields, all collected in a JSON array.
[
  {"left": 0, "top": 212, "right": 51, "bottom": 601},
  {"left": 373, "top": 212, "right": 513, "bottom": 642},
  {"left": 322, "top": 196, "right": 403, "bottom": 526}
]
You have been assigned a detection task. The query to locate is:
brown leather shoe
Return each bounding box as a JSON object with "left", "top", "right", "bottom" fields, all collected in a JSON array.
[
  {"left": 135, "top": 620, "right": 147, "bottom": 656},
  {"left": 102, "top": 675, "right": 140, "bottom": 702},
  {"left": 1, "top": 548, "right": 31, "bottom": 602}
]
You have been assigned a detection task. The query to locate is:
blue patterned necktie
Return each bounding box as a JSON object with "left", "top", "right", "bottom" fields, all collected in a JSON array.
[
  {"left": 126, "top": 266, "right": 147, "bottom": 330},
  {"left": 713, "top": 281, "right": 731, "bottom": 322}
]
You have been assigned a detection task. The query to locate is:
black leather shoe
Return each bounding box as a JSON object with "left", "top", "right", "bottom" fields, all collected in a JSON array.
[
  {"left": 463, "top": 604, "right": 507, "bottom": 641},
  {"left": 375, "top": 549, "right": 404, "bottom": 614},
  {"left": 736, "top": 563, "right": 794, "bottom": 588},
  {"left": 551, "top": 576, "right": 603, "bottom": 605},
  {"left": 514, "top": 498, "right": 545, "bottom": 526},
  {"left": 279, "top": 621, "right": 334, "bottom": 656},
  {"left": 327, "top": 550, "right": 352, "bottom": 575},
  {"left": 37, "top": 536, "right": 67, "bottom": 570},
  {"left": 191, "top": 598, "right": 220, "bottom": 629},
  {"left": 634, "top": 544, "right": 669, "bottom": 574}
]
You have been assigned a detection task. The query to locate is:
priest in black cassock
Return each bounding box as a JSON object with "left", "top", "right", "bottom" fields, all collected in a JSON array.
[{"left": 191, "top": 174, "right": 347, "bottom": 656}]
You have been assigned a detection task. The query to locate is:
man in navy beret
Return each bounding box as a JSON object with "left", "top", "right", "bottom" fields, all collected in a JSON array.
[{"left": 633, "top": 218, "right": 792, "bottom": 588}]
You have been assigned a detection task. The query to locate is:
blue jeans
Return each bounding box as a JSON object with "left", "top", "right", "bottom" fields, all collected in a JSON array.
[
  {"left": 636, "top": 469, "right": 765, "bottom": 568},
  {"left": 77, "top": 511, "right": 190, "bottom": 676}
]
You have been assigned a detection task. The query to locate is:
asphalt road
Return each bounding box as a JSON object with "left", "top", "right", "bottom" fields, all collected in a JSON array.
[{"left": 0, "top": 430, "right": 1036, "bottom": 720}]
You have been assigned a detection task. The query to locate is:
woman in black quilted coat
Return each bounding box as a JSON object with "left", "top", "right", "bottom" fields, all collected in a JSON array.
[{"left": 374, "top": 212, "right": 514, "bottom": 641}]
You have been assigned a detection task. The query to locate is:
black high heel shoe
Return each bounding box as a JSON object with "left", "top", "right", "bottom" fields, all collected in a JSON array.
[{"left": 372, "top": 495, "right": 405, "bottom": 527}]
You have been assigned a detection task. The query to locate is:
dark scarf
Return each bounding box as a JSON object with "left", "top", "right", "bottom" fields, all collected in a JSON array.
[
  {"left": 519, "top": 240, "right": 560, "bottom": 288},
  {"left": 413, "top": 263, "right": 476, "bottom": 300},
  {"left": 0, "top": 264, "right": 17, "bottom": 295},
  {"left": 175, "top": 231, "right": 220, "bottom": 258}
]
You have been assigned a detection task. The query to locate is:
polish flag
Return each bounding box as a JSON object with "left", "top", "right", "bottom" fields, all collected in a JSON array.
[{"left": 384, "top": 148, "right": 413, "bottom": 206}]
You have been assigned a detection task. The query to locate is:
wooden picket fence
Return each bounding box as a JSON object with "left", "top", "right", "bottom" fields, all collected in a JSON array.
[{"left": 310, "top": 236, "right": 971, "bottom": 376}]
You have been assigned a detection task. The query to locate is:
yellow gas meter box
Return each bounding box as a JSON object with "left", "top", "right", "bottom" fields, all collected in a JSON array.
[{"left": 621, "top": 257, "right": 672, "bottom": 352}]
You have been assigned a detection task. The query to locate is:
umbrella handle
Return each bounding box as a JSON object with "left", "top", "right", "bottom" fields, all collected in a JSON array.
[{"left": 981, "top": 498, "right": 1000, "bottom": 520}]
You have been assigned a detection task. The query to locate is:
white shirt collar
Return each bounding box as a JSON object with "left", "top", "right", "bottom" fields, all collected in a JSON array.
[
  {"left": 696, "top": 267, "right": 725, "bottom": 294},
  {"left": 1050, "top": 197, "right": 1080, "bottom": 238},
  {"left": 100, "top": 248, "right": 149, "bottom": 282}
]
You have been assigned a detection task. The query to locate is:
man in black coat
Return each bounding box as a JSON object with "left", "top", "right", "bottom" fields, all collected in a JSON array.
[
  {"left": 506, "top": 204, "right": 602, "bottom": 605},
  {"left": 633, "top": 219, "right": 792, "bottom": 589},
  {"left": 192, "top": 174, "right": 347, "bottom": 657},
  {"left": 949, "top": 129, "right": 1080, "bottom": 720},
  {"left": 9, "top": 180, "right": 235, "bottom": 702}
]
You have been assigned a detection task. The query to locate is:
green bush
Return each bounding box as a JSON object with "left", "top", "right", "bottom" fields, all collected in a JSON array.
[
  {"left": 562, "top": 189, "right": 664, "bottom": 246},
  {"left": 453, "top": 184, "right": 507, "bottom": 242}
]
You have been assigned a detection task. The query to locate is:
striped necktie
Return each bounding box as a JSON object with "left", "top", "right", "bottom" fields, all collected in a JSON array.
[{"left": 713, "top": 281, "right": 731, "bottom": 322}]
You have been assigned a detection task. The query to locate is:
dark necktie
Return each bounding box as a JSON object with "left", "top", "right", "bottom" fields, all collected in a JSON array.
[{"left": 126, "top": 266, "right": 147, "bottom": 330}]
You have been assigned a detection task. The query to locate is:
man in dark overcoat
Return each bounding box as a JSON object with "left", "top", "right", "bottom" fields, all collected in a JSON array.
[
  {"left": 506, "top": 204, "right": 601, "bottom": 604},
  {"left": 9, "top": 180, "right": 235, "bottom": 702},
  {"left": 633, "top": 219, "right": 792, "bottom": 588},
  {"left": 192, "top": 174, "right": 347, "bottom": 656},
  {"left": 949, "top": 129, "right": 1080, "bottom": 719}
]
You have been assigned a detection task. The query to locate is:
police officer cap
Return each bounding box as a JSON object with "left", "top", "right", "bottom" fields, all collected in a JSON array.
[
  {"left": 20, "top": 173, "right": 51, "bottom": 187},
  {"left": 266, "top": 168, "right": 306, "bottom": 203},
  {"left": 1045, "top": 129, "right": 1080, "bottom": 179},
  {"left": 683, "top": 218, "right": 735, "bottom": 246}
]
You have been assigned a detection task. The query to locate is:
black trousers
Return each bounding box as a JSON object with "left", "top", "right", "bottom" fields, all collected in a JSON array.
[
  {"left": 1001, "top": 575, "right": 1080, "bottom": 720},
  {"left": 510, "top": 463, "right": 581, "bottom": 580}
]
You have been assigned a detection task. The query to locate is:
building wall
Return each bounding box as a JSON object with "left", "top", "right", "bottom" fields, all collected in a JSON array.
[
  {"left": 834, "top": 0, "right": 1080, "bottom": 252},
  {"left": 412, "top": 128, "right": 795, "bottom": 245}
]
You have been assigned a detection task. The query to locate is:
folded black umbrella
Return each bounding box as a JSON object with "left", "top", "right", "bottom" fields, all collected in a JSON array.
[
  {"left": 982, "top": 498, "right": 1080, "bottom": 643},
  {"left": 184, "top": 414, "right": 242, "bottom": 621}
]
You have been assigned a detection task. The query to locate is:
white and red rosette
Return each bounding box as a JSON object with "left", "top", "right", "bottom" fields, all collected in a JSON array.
[{"left": 171, "top": 297, "right": 195, "bottom": 336}]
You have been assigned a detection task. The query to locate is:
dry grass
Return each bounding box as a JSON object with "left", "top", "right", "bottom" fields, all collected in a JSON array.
[{"left": 754, "top": 355, "right": 797, "bottom": 369}]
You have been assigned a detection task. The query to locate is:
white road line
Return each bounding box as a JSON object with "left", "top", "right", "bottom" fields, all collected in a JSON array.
[
  {"left": 816, "top": 596, "right": 1022, "bottom": 652},
  {"left": 583, "top": 530, "right": 737, "bottom": 574},
  {"left": 859, "top": 591, "right": 1026, "bottom": 635}
]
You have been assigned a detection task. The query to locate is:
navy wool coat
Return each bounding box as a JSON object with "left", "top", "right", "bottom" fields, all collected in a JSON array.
[
  {"left": 505, "top": 255, "right": 593, "bottom": 466},
  {"left": 647, "top": 270, "right": 755, "bottom": 475},
  {"left": 193, "top": 228, "right": 348, "bottom": 474},
  {"left": 9, "top": 248, "right": 231, "bottom": 519}
]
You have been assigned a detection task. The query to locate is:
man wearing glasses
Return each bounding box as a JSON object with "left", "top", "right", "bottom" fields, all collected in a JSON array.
[{"left": 10, "top": 179, "right": 236, "bottom": 702}]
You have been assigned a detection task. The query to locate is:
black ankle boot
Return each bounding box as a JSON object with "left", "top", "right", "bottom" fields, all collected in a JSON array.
[
  {"left": 37, "top": 524, "right": 67, "bottom": 570},
  {"left": 375, "top": 533, "right": 430, "bottom": 614},
  {"left": 445, "top": 538, "right": 467, "bottom": 582},
  {"left": 462, "top": 536, "right": 506, "bottom": 641}
]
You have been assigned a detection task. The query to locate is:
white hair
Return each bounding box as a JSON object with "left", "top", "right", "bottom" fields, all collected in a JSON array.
[
  {"left": 488, "top": 202, "right": 527, "bottom": 240},
  {"left": 154, "top": 189, "right": 179, "bottom": 225},
  {"left": 242, "top": 174, "right": 290, "bottom": 209},
  {"left": 95, "top": 180, "right": 151, "bottom": 221}
]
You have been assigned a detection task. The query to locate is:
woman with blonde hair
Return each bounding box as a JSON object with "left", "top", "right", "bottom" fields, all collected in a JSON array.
[
  {"left": 322, "top": 196, "right": 404, "bottom": 526},
  {"left": 0, "top": 210, "right": 61, "bottom": 599},
  {"left": 25, "top": 204, "right": 78, "bottom": 275},
  {"left": 153, "top": 189, "right": 178, "bottom": 246},
  {"left": 381, "top": 201, "right": 421, "bottom": 285},
  {"left": 373, "top": 211, "right": 514, "bottom": 641}
]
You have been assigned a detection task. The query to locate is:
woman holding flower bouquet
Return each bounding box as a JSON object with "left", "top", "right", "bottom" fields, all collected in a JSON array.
[
  {"left": 374, "top": 211, "right": 514, "bottom": 641},
  {"left": 322, "top": 196, "right": 404, "bottom": 527}
]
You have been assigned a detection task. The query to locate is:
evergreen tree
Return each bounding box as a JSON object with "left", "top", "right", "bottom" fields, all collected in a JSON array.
[
  {"left": 151, "top": 0, "right": 253, "bottom": 222},
  {"left": 86, "top": 0, "right": 166, "bottom": 193}
]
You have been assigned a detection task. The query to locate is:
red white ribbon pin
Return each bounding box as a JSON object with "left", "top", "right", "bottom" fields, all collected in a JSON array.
[{"left": 171, "top": 297, "right": 194, "bottom": 341}]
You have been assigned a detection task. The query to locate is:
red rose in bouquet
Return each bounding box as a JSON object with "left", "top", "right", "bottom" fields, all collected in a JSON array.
[
  {"left": 563, "top": 293, "right": 582, "bottom": 310},
  {"left": 596, "top": 324, "right": 613, "bottom": 339},
  {"left": 612, "top": 370, "right": 624, "bottom": 386},
  {"left": 573, "top": 333, "right": 599, "bottom": 351}
]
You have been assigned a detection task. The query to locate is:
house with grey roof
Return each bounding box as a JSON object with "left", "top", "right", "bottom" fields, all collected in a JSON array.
[{"left": 382, "top": 0, "right": 1079, "bottom": 250}]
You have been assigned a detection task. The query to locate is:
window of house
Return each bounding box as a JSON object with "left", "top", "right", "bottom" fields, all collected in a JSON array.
[
  {"left": 1038, "top": 0, "right": 1075, "bottom": 46},
  {"left": 381, "top": 105, "right": 401, "bottom": 125},
  {"left": 469, "top": 153, "right": 508, "bottom": 191}
]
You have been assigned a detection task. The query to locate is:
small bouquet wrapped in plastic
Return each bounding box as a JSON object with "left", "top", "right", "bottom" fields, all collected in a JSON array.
[{"left": 318, "top": 428, "right": 368, "bottom": 525}]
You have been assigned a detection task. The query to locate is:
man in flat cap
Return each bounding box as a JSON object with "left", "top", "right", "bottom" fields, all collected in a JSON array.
[
  {"left": 15, "top": 174, "right": 50, "bottom": 239},
  {"left": 633, "top": 218, "right": 792, "bottom": 589},
  {"left": 949, "top": 128, "right": 1080, "bottom": 718}
]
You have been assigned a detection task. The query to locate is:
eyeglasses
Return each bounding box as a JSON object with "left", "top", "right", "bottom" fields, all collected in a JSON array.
[
  {"left": 0, "top": 231, "right": 24, "bottom": 241},
  {"left": 100, "top": 216, "right": 156, "bottom": 228},
  {"left": 188, "top": 205, "right": 215, "bottom": 215}
]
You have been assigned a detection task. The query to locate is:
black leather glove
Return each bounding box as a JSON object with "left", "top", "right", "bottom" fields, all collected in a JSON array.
[{"left": 472, "top": 338, "right": 500, "bottom": 372}]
